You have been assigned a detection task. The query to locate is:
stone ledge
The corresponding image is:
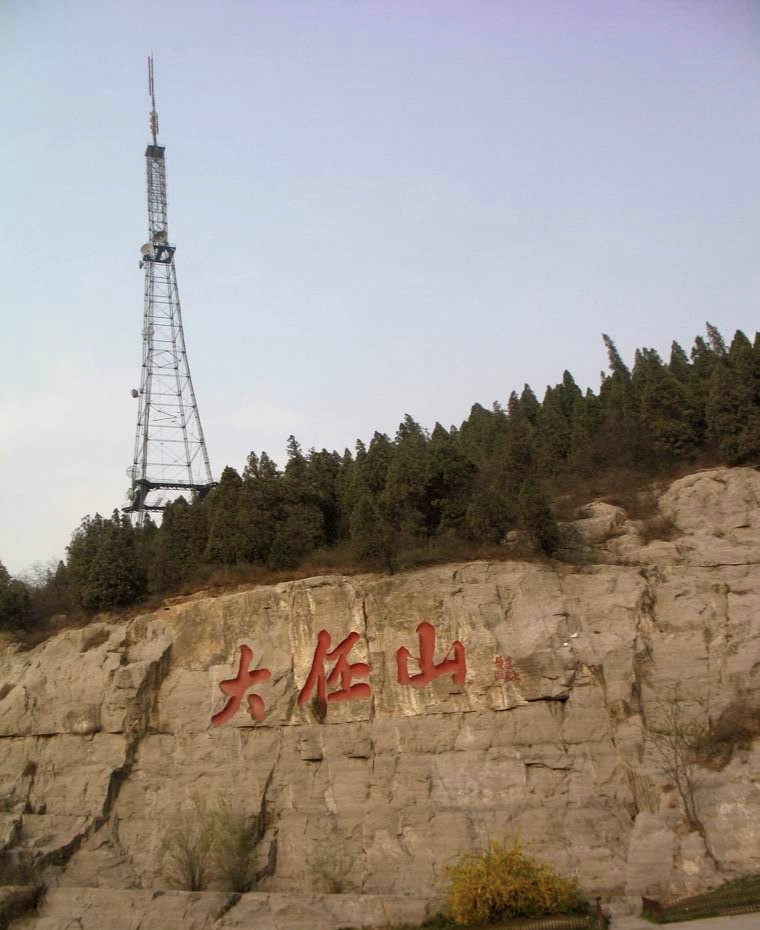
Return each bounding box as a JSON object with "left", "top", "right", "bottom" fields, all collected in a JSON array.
[{"left": 7, "top": 888, "right": 431, "bottom": 930}]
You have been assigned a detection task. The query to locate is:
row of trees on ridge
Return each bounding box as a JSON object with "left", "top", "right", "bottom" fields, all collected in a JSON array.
[{"left": 2, "top": 324, "right": 759, "bottom": 628}]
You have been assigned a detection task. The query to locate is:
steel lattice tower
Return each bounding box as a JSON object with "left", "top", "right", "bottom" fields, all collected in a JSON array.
[{"left": 125, "top": 56, "right": 215, "bottom": 522}]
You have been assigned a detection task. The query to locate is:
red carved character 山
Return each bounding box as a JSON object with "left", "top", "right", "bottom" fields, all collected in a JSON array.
[
  {"left": 298, "top": 630, "right": 371, "bottom": 706},
  {"left": 396, "top": 621, "right": 466, "bottom": 688},
  {"left": 211, "top": 644, "right": 272, "bottom": 726}
]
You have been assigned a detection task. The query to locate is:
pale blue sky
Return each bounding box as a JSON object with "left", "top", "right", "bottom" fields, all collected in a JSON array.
[{"left": 1, "top": 0, "right": 759, "bottom": 574}]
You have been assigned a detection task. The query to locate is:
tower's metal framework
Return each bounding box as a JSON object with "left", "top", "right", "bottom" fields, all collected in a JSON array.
[{"left": 125, "top": 56, "right": 215, "bottom": 522}]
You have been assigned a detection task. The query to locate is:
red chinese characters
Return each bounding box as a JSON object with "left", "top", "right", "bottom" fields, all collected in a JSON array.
[
  {"left": 211, "top": 644, "right": 272, "bottom": 726},
  {"left": 494, "top": 654, "right": 521, "bottom": 683},
  {"left": 297, "top": 630, "right": 371, "bottom": 706},
  {"left": 396, "top": 621, "right": 466, "bottom": 688}
]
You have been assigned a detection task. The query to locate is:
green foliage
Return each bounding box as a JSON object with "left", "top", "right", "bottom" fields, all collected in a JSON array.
[
  {"left": 66, "top": 512, "right": 146, "bottom": 610},
  {"left": 0, "top": 561, "right": 32, "bottom": 631},
  {"left": 29, "top": 322, "right": 759, "bottom": 623},
  {"left": 518, "top": 480, "right": 560, "bottom": 554},
  {"left": 444, "top": 836, "right": 587, "bottom": 925},
  {"left": 149, "top": 498, "right": 207, "bottom": 591}
]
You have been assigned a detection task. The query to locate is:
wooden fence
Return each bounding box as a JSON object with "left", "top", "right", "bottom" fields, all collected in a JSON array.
[{"left": 642, "top": 874, "right": 760, "bottom": 923}]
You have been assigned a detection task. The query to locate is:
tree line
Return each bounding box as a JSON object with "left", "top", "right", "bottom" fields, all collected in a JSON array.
[{"left": 2, "top": 323, "right": 759, "bottom": 629}]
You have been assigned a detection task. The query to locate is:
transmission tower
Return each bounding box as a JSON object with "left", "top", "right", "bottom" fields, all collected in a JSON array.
[{"left": 125, "top": 55, "right": 215, "bottom": 523}]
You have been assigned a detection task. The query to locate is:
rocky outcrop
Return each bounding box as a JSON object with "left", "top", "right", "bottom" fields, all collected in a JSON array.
[{"left": 1, "top": 467, "right": 760, "bottom": 930}]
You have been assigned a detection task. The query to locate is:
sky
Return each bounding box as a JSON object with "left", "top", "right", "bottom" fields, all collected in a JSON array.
[{"left": 1, "top": 0, "right": 760, "bottom": 576}]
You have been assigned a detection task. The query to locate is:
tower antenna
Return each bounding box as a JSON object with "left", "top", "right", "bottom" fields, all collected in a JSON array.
[
  {"left": 125, "top": 56, "right": 216, "bottom": 524},
  {"left": 148, "top": 53, "right": 158, "bottom": 146}
]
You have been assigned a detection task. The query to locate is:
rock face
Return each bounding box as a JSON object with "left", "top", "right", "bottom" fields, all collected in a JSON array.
[{"left": 2, "top": 467, "right": 760, "bottom": 930}]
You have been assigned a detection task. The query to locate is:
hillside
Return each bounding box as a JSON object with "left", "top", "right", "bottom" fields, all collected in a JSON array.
[{"left": 1, "top": 466, "right": 759, "bottom": 929}]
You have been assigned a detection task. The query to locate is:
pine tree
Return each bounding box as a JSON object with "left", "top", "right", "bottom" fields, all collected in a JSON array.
[
  {"left": 599, "top": 335, "right": 638, "bottom": 466},
  {"left": 706, "top": 334, "right": 760, "bottom": 463},
  {"left": 536, "top": 386, "right": 571, "bottom": 476},
  {"left": 425, "top": 423, "right": 474, "bottom": 533},
  {"left": 79, "top": 512, "right": 145, "bottom": 610},
  {"left": 517, "top": 480, "right": 560, "bottom": 555},
  {"left": 382, "top": 415, "right": 429, "bottom": 550},
  {"left": 204, "top": 467, "right": 251, "bottom": 564},
  {"left": 66, "top": 514, "right": 106, "bottom": 607},
  {"left": 0, "top": 560, "right": 32, "bottom": 631},
  {"left": 150, "top": 498, "right": 208, "bottom": 591},
  {"left": 669, "top": 341, "right": 691, "bottom": 382},
  {"left": 266, "top": 437, "right": 326, "bottom": 569},
  {"left": 238, "top": 451, "right": 283, "bottom": 563},
  {"left": 349, "top": 493, "right": 393, "bottom": 570}
]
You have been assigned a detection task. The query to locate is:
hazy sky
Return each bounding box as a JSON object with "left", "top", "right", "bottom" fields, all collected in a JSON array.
[{"left": 2, "top": 0, "right": 760, "bottom": 575}]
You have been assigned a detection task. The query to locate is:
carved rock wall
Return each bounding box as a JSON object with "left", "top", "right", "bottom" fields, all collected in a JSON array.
[{"left": 2, "top": 467, "right": 760, "bottom": 930}]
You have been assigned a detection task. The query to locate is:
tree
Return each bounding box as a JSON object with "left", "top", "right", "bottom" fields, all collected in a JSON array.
[
  {"left": 66, "top": 513, "right": 145, "bottom": 611},
  {"left": 599, "top": 334, "right": 638, "bottom": 466},
  {"left": 66, "top": 514, "right": 106, "bottom": 606},
  {"left": 517, "top": 480, "right": 559, "bottom": 555},
  {"left": 349, "top": 493, "right": 393, "bottom": 570},
  {"left": 80, "top": 512, "right": 145, "bottom": 610},
  {"left": 381, "top": 415, "right": 430, "bottom": 550},
  {"left": 238, "top": 451, "right": 284, "bottom": 563},
  {"left": 204, "top": 467, "right": 251, "bottom": 564},
  {"left": 0, "top": 560, "right": 32, "bottom": 631},
  {"left": 150, "top": 498, "right": 208, "bottom": 591},
  {"left": 645, "top": 682, "right": 709, "bottom": 836},
  {"left": 635, "top": 349, "right": 698, "bottom": 464},
  {"left": 425, "top": 423, "right": 474, "bottom": 533}
]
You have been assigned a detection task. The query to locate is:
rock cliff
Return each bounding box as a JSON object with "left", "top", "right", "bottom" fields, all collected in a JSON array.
[{"left": 1, "top": 467, "right": 759, "bottom": 930}]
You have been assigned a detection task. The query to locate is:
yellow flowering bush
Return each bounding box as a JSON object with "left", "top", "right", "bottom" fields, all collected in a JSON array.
[{"left": 445, "top": 836, "right": 587, "bottom": 925}]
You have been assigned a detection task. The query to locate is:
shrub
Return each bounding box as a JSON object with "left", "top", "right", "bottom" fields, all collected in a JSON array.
[
  {"left": 309, "top": 850, "right": 356, "bottom": 893},
  {"left": 209, "top": 796, "right": 264, "bottom": 893},
  {"left": 158, "top": 794, "right": 265, "bottom": 892},
  {"left": 157, "top": 796, "right": 216, "bottom": 891},
  {"left": 445, "top": 836, "right": 587, "bottom": 925}
]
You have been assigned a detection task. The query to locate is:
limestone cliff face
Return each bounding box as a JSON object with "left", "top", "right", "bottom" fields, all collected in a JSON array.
[{"left": 1, "top": 468, "right": 759, "bottom": 922}]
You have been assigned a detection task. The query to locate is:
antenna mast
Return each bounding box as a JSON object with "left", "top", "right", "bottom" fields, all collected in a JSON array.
[{"left": 124, "top": 55, "right": 216, "bottom": 523}]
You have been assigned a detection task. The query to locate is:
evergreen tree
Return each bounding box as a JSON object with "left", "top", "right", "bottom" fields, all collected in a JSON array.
[
  {"left": 706, "top": 335, "right": 760, "bottom": 463},
  {"left": 267, "top": 437, "right": 325, "bottom": 569},
  {"left": 150, "top": 498, "right": 208, "bottom": 591},
  {"left": 569, "top": 391, "right": 601, "bottom": 475},
  {"left": 0, "top": 560, "right": 32, "bottom": 630},
  {"left": 517, "top": 480, "right": 560, "bottom": 555},
  {"left": 381, "top": 415, "right": 429, "bottom": 550},
  {"left": 66, "top": 514, "right": 106, "bottom": 607},
  {"left": 425, "top": 423, "right": 474, "bottom": 533},
  {"left": 238, "top": 451, "right": 284, "bottom": 563},
  {"left": 79, "top": 512, "right": 145, "bottom": 610},
  {"left": 669, "top": 341, "right": 691, "bottom": 382},
  {"left": 599, "top": 334, "right": 638, "bottom": 466},
  {"left": 706, "top": 322, "right": 727, "bottom": 357},
  {"left": 536, "top": 386, "right": 571, "bottom": 476},
  {"left": 458, "top": 402, "right": 506, "bottom": 466},
  {"left": 204, "top": 467, "right": 251, "bottom": 564},
  {"left": 349, "top": 493, "right": 394, "bottom": 570}
]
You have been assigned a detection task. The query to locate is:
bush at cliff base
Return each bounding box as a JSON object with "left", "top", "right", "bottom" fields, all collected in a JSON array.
[{"left": 445, "top": 837, "right": 588, "bottom": 925}]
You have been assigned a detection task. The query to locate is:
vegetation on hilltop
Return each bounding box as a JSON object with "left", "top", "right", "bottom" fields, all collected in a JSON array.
[{"left": 2, "top": 323, "right": 759, "bottom": 634}]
